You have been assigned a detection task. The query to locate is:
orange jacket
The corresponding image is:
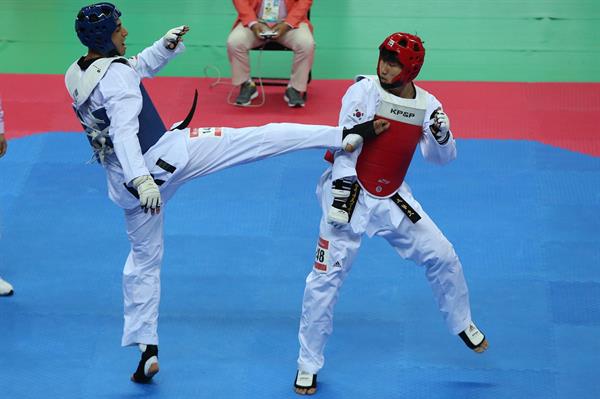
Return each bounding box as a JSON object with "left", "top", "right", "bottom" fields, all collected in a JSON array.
[{"left": 231, "top": 0, "right": 313, "bottom": 31}]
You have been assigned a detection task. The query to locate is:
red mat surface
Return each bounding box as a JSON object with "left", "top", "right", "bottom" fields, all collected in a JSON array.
[{"left": 1, "top": 74, "right": 598, "bottom": 156}]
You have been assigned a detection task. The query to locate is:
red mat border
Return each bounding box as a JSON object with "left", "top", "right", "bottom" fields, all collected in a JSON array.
[{"left": 1, "top": 74, "right": 598, "bottom": 156}]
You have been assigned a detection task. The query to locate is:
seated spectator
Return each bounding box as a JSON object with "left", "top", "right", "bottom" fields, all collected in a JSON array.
[{"left": 227, "top": 0, "right": 314, "bottom": 107}]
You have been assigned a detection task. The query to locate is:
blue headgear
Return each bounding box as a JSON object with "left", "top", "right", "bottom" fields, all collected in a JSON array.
[{"left": 75, "top": 3, "right": 122, "bottom": 56}]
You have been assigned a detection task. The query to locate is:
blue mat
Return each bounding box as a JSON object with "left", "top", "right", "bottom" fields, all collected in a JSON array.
[{"left": 1, "top": 133, "right": 599, "bottom": 398}]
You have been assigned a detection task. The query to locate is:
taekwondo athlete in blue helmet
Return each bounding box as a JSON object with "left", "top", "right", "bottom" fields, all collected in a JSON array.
[{"left": 65, "top": 2, "right": 389, "bottom": 384}]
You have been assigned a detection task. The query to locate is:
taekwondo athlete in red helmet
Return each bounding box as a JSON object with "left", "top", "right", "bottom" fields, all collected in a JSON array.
[{"left": 292, "top": 32, "right": 489, "bottom": 395}]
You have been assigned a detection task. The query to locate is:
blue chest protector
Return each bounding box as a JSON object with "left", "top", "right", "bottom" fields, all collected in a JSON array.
[
  {"left": 137, "top": 84, "right": 167, "bottom": 153},
  {"left": 69, "top": 57, "right": 166, "bottom": 158},
  {"left": 68, "top": 56, "right": 196, "bottom": 162},
  {"left": 77, "top": 83, "right": 166, "bottom": 155}
]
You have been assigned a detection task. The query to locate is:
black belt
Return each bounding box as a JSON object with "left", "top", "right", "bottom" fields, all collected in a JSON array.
[
  {"left": 340, "top": 184, "right": 421, "bottom": 224},
  {"left": 391, "top": 193, "right": 421, "bottom": 223},
  {"left": 345, "top": 182, "right": 361, "bottom": 221}
]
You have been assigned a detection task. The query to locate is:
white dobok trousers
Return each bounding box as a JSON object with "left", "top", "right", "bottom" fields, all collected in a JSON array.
[
  {"left": 297, "top": 168, "right": 473, "bottom": 374},
  {"left": 120, "top": 123, "right": 343, "bottom": 346}
]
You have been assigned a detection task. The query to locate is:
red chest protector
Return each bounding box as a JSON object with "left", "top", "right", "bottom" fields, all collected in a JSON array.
[{"left": 356, "top": 81, "right": 428, "bottom": 198}]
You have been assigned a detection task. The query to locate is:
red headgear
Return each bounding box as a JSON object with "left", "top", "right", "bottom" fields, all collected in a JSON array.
[{"left": 377, "top": 32, "right": 425, "bottom": 88}]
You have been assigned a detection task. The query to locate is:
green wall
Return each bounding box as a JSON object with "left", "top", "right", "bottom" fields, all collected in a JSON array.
[{"left": 0, "top": 0, "right": 597, "bottom": 81}]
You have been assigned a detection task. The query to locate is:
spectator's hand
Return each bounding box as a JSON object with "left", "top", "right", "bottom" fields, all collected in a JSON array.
[
  {"left": 163, "top": 25, "right": 189, "bottom": 50},
  {"left": 251, "top": 22, "right": 271, "bottom": 40},
  {"left": 0, "top": 134, "right": 7, "bottom": 158},
  {"left": 429, "top": 107, "right": 450, "bottom": 143},
  {"left": 271, "top": 22, "right": 291, "bottom": 39},
  {"left": 132, "top": 175, "right": 162, "bottom": 215}
]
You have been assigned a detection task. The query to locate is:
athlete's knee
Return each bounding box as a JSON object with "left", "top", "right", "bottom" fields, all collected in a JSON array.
[
  {"left": 423, "top": 241, "right": 460, "bottom": 271},
  {"left": 305, "top": 267, "right": 345, "bottom": 292},
  {"left": 131, "top": 241, "right": 164, "bottom": 268}
]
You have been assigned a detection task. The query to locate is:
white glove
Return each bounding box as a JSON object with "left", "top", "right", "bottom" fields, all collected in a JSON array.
[
  {"left": 341, "top": 134, "right": 363, "bottom": 152},
  {"left": 430, "top": 108, "right": 450, "bottom": 143},
  {"left": 163, "top": 25, "right": 189, "bottom": 50},
  {"left": 132, "top": 175, "right": 162, "bottom": 214}
]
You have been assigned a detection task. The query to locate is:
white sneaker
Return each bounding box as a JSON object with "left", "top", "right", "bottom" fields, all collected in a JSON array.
[{"left": 0, "top": 277, "right": 14, "bottom": 296}]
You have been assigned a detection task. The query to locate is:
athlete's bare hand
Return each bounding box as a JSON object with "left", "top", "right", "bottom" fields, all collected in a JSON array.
[
  {"left": 342, "top": 119, "right": 390, "bottom": 152},
  {"left": 373, "top": 119, "right": 390, "bottom": 135}
]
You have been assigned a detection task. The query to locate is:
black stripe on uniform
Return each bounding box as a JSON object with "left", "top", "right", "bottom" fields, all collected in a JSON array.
[{"left": 156, "top": 158, "right": 176, "bottom": 173}]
